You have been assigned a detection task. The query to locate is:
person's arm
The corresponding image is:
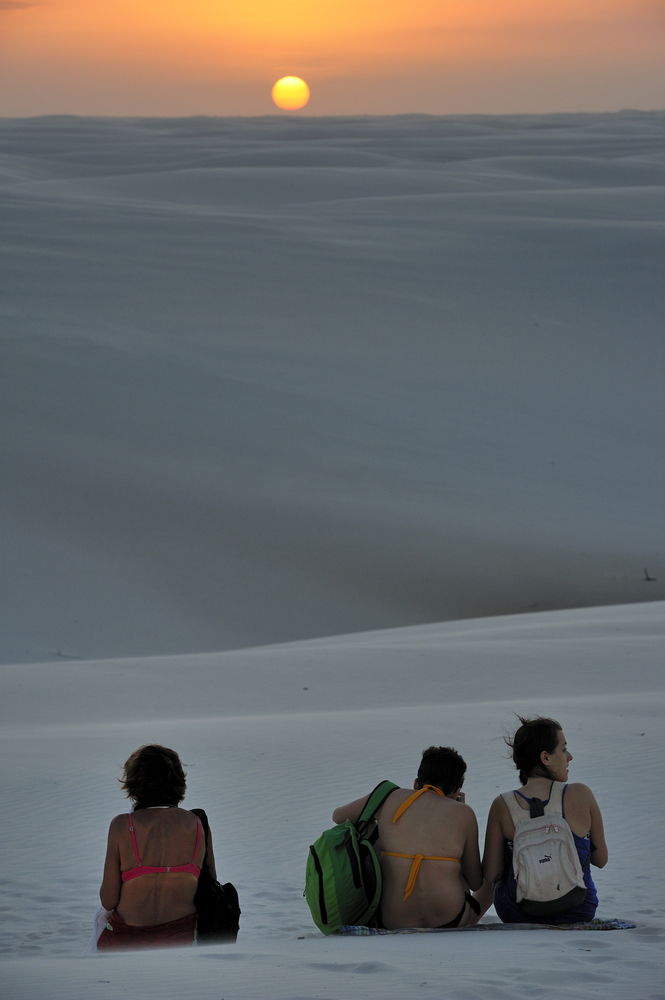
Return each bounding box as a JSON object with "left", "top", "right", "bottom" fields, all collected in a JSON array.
[
  {"left": 471, "top": 797, "right": 508, "bottom": 920},
  {"left": 470, "top": 879, "right": 495, "bottom": 922},
  {"left": 100, "top": 816, "right": 122, "bottom": 911},
  {"left": 583, "top": 786, "right": 608, "bottom": 868},
  {"left": 481, "top": 796, "right": 508, "bottom": 885},
  {"left": 459, "top": 805, "right": 483, "bottom": 891},
  {"left": 332, "top": 793, "right": 370, "bottom": 825}
]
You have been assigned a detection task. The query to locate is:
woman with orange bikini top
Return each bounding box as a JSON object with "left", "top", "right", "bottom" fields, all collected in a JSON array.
[{"left": 332, "top": 746, "right": 483, "bottom": 930}]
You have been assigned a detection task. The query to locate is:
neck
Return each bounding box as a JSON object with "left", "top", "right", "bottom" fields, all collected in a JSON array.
[{"left": 523, "top": 775, "right": 554, "bottom": 788}]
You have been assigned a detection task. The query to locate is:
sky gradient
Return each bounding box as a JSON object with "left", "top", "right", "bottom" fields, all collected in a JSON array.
[{"left": 1, "top": 0, "right": 664, "bottom": 116}]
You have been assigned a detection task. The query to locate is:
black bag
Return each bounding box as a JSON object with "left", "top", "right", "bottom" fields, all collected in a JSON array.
[{"left": 191, "top": 808, "right": 240, "bottom": 944}]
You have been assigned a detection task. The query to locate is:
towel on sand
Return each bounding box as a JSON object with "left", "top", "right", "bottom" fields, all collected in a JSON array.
[{"left": 337, "top": 918, "right": 636, "bottom": 935}]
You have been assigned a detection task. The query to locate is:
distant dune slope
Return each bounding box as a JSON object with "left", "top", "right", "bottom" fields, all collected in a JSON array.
[{"left": 1, "top": 113, "right": 664, "bottom": 662}]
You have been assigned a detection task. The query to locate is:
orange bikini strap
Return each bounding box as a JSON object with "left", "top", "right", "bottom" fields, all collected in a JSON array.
[
  {"left": 380, "top": 850, "right": 460, "bottom": 899},
  {"left": 392, "top": 784, "right": 445, "bottom": 824},
  {"left": 403, "top": 853, "right": 425, "bottom": 899}
]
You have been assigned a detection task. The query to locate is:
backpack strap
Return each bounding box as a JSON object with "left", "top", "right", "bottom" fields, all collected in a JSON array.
[
  {"left": 500, "top": 790, "right": 526, "bottom": 828},
  {"left": 544, "top": 781, "right": 565, "bottom": 815},
  {"left": 190, "top": 808, "right": 210, "bottom": 866},
  {"left": 357, "top": 781, "right": 400, "bottom": 829},
  {"left": 541, "top": 783, "right": 590, "bottom": 873}
]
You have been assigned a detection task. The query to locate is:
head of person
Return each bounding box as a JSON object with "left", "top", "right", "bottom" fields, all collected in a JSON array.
[
  {"left": 416, "top": 746, "right": 466, "bottom": 796},
  {"left": 120, "top": 744, "right": 187, "bottom": 811},
  {"left": 505, "top": 716, "right": 572, "bottom": 785}
]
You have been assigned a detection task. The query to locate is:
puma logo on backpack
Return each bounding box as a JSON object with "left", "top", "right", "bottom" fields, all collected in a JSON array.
[{"left": 501, "top": 781, "right": 588, "bottom": 917}]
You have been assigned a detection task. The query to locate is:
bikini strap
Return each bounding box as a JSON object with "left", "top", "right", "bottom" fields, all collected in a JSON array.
[
  {"left": 128, "top": 812, "right": 142, "bottom": 865},
  {"left": 403, "top": 854, "right": 425, "bottom": 898},
  {"left": 381, "top": 850, "right": 461, "bottom": 900},
  {"left": 392, "top": 784, "right": 445, "bottom": 824}
]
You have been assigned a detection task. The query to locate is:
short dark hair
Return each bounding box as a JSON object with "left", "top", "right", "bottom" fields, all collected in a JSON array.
[
  {"left": 504, "top": 716, "right": 562, "bottom": 785},
  {"left": 416, "top": 746, "right": 466, "bottom": 795},
  {"left": 120, "top": 744, "right": 187, "bottom": 809}
]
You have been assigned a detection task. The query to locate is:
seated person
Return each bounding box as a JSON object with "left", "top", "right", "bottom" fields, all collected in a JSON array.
[
  {"left": 98, "top": 744, "right": 216, "bottom": 950},
  {"left": 474, "top": 716, "right": 608, "bottom": 924},
  {"left": 332, "top": 746, "right": 482, "bottom": 929}
]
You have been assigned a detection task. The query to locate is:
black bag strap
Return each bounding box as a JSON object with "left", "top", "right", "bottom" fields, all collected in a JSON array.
[
  {"left": 190, "top": 808, "right": 210, "bottom": 865},
  {"left": 357, "top": 780, "right": 400, "bottom": 832}
]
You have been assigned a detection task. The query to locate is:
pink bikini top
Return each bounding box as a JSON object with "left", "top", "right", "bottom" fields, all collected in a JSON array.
[{"left": 121, "top": 812, "right": 203, "bottom": 883}]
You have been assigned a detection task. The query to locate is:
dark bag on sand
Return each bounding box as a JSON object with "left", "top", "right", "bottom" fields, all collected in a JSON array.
[{"left": 191, "top": 808, "right": 240, "bottom": 943}]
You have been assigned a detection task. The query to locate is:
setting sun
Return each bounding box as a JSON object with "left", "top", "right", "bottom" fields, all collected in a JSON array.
[
  {"left": 0, "top": 0, "right": 661, "bottom": 116},
  {"left": 271, "top": 77, "right": 310, "bottom": 111}
]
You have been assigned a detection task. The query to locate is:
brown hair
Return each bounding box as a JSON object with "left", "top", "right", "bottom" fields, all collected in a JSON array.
[
  {"left": 504, "top": 716, "right": 562, "bottom": 785},
  {"left": 120, "top": 744, "right": 187, "bottom": 809}
]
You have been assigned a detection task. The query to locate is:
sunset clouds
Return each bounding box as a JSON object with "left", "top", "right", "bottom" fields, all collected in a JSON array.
[{"left": 1, "top": 0, "right": 663, "bottom": 115}]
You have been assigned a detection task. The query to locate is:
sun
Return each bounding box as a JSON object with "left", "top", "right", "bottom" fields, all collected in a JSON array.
[{"left": 271, "top": 77, "right": 310, "bottom": 111}]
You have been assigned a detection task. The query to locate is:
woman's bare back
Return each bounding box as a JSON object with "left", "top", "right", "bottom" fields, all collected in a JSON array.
[
  {"left": 109, "top": 808, "right": 206, "bottom": 926},
  {"left": 374, "top": 789, "right": 481, "bottom": 929}
]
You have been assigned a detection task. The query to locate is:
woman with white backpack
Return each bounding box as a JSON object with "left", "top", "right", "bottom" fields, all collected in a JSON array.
[{"left": 475, "top": 716, "right": 608, "bottom": 924}]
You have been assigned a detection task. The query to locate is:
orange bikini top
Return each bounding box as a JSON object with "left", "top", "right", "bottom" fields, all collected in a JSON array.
[{"left": 381, "top": 784, "right": 460, "bottom": 900}]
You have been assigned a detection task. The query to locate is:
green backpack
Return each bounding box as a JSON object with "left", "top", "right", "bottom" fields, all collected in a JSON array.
[{"left": 305, "top": 780, "right": 399, "bottom": 934}]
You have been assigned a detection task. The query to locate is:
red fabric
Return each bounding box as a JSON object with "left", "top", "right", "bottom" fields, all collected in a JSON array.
[{"left": 97, "top": 909, "right": 196, "bottom": 950}]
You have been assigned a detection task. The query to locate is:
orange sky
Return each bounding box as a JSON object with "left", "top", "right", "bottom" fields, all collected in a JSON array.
[{"left": 0, "top": 0, "right": 663, "bottom": 115}]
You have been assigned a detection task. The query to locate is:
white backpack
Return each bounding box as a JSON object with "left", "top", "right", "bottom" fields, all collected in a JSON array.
[{"left": 501, "top": 781, "right": 588, "bottom": 916}]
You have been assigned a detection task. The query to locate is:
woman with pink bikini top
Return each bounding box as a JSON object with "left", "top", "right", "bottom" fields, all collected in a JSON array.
[{"left": 97, "top": 744, "right": 216, "bottom": 950}]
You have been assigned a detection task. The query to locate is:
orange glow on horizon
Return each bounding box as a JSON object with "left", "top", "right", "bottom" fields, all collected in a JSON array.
[{"left": 0, "top": 0, "right": 662, "bottom": 115}]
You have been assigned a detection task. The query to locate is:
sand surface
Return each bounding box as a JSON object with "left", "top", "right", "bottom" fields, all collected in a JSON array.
[
  {"left": 1, "top": 112, "right": 664, "bottom": 663},
  {"left": 1, "top": 603, "right": 664, "bottom": 996},
  {"left": 1, "top": 112, "right": 664, "bottom": 997}
]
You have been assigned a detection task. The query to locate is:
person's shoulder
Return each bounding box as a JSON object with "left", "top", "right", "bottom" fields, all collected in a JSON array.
[
  {"left": 440, "top": 799, "right": 477, "bottom": 823},
  {"left": 485, "top": 792, "right": 514, "bottom": 823},
  {"left": 455, "top": 801, "right": 478, "bottom": 821},
  {"left": 564, "top": 782, "right": 595, "bottom": 800},
  {"left": 376, "top": 787, "right": 409, "bottom": 813},
  {"left": 108, "top": 812, "right": 130, "bottom": 833},
  {"left": 179, "top": 807, "right": 204, "bottom": 825}
]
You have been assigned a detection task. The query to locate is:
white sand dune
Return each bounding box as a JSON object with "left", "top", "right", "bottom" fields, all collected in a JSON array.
[
  {"left": 1, "top": 602, "right": 663, "bottom": 996},
  {"left": 1, "top": 113, "right": 665, "bottom": 663},
  {"left": 1, "top": 112, "right": 664, "bottom": 996}
]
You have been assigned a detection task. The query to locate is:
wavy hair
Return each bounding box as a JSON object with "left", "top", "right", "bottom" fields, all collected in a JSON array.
[{"left": 120, "top": 744, "right": 187, "bottom": 809}]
